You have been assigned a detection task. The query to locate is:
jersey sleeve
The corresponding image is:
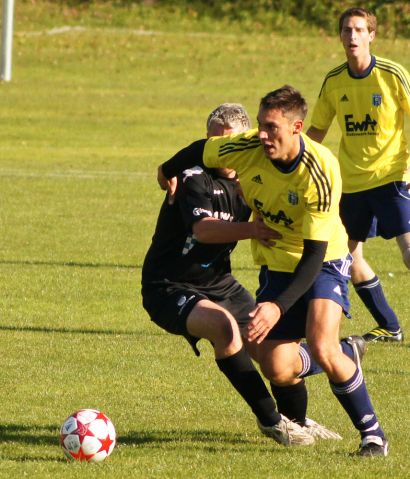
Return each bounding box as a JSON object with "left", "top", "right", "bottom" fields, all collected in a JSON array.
[
  {"left": 176, "top": 167, "right": 214, "bottom": 230},
  {"left": 310, "top": 81, "right": 336, "bottom": 130},
  {"left": 398, "top": 64, "right": 410, "bottom": 115},
  {"left": 204, "top": 129, "right": 260, "bottom": 169}
]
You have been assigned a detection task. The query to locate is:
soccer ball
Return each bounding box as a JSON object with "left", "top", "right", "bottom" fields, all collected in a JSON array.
[{"left": 60, "top": 409, "right": 116, "bottom": 462}]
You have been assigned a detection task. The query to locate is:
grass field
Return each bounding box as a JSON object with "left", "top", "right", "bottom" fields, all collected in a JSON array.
[{"left": 0, "top": 2, "right": 409, "bottom": 478}]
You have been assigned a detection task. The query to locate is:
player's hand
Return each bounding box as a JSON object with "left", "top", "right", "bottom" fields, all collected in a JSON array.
[
  {"left": 157, "top": 165, "right": 178, "bottom": 205},
  {"left": 245, "top": 302, "right": 281, "bottom": 344},
  {"left": 252, "top": 215, "right": 282, "bottom": 247}
]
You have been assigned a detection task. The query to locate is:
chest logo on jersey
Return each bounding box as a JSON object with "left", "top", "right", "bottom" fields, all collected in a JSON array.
[
  {"left": 254, "top": 199, "right": 294, "bottom": 229},
  {"left": 372, "top": 93, "right": 382, "bottom": 106},
  {"left": 288, "top": 191, "right": 299, "bottom": 205},
  {"left": 344, "top": 114, "right": 377, "bottom": 135}
]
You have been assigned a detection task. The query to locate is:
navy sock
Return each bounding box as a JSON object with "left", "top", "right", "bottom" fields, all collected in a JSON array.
[
  {"left": 330, "top": 367, "right": 384, "bottom": 439},
  {"left": 354, "top": 276, "right": 400, "bottom": 331},
  {"left": 299, "top": 340, "right": 355, "bottom": 377},
  {"left": 270, "top": 380, "right": 307, "bottom": 426},
  {"left": 216, "top": 347, "right": 281, "bottom": 426}
]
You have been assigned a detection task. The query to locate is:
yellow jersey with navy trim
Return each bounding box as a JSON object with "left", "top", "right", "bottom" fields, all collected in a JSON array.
[
  {"left": 204, "top": 130, "right": 348, "bottom": 272},
  {"left": 310, "top": 55, "right": 410, "bottom": 193}
]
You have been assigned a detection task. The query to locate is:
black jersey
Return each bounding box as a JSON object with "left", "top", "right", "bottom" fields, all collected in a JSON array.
[{"left": 142, "top": 166, "right": 251, "bottom": 293}]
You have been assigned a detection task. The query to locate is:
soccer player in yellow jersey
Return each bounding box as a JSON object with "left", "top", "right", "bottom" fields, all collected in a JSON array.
[
  {"left": 307, "top": 7, "right": 410, "bottom": 343},
  {"left": 159, "top": 85, "right": 388, "bottom": 456}
]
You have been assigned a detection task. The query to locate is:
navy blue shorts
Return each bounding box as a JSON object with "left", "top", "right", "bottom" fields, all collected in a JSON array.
[
  {"left": 340, "top": 181, "right": 410, "bottom": 242},
  {"left": 255, "top": 256, "right": 352, "bottom": 340}
]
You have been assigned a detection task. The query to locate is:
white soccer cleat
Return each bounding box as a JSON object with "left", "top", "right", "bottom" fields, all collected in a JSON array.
[
  {"left": 257, "top": 415, "right": 315, "bottom": 446},
  {"left": 303, "top": 417, "right": 342, "bottom": 440}
]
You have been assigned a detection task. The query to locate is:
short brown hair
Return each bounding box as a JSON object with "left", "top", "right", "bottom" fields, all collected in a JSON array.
[
  {"left": 259, "top": 85, "right": 308, "bottom": 121},
  {"left": 339, "top": 7, "right": 377, "bottom": 35}
]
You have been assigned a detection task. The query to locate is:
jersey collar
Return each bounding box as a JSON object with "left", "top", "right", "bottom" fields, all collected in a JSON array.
[
  {"left": 271, "top": 136, "right": 305, "bottom": 174},
  {"left": 348, "top": 55, "right": 376, "bottom": 79}
]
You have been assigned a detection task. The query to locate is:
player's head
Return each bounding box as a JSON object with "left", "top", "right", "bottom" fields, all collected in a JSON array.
[
  {"left": 206, "top": 103, "right": 251, "bottom": 138},
  {"left": 339, "top": 8, "right": 376, "bottom": 59},
  {"left": 339, "top": 7, "right": 377, "bottom": 36},
  {"left": 257, "top": 85, "right": 306, "bottom": 162}
]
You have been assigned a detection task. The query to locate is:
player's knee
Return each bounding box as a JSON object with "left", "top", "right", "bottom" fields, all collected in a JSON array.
[
  {"left": 211, "top": 311, "right": 241, "bottom": 348},
  {"left": 259, "top": 360, "right": 296, "bottom": 385},
  {"left": 308, "top": 340, "right": 339, "bottom": 370}
]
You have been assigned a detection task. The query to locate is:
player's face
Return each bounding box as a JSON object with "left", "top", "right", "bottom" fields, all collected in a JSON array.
[
  {"left": 257, "top": 107, "right": 302, "bottom": 163},
  {"left": 340, "top": 16, "right": 374, "bottom": 60}
]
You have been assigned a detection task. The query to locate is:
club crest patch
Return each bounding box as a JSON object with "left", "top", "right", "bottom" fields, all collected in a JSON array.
[
  {"left": 372, "top": 93, "right": 382, "bottom": 106},
  {"left": 288, "top": 191, "right": 299, "bottom": 205}
]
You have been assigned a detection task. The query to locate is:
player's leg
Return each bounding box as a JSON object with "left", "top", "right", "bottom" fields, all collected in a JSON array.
[
  {"left": 306, "top": 298, "right": 387, "bottom": 456},
  {"left": 349, "top": 239, "right": 401, "bottom": 341},
  {"left": 340, "top": 192, "right": 402, "bottom": 342},
  {"left": 396, "top": 231, "right": 410, "bottom": 269}
]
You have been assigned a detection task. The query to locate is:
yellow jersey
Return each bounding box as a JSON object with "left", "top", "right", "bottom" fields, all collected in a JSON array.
[
  {"left": 310, "top": 55, "right": 410, "bottom": 193},
  {"left": 204, "top": 130, "right": 348, "bottom": 272}
]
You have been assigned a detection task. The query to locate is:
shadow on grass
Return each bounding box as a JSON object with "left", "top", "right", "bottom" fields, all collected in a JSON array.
[
  {"left": 0, "top": 423, "right": 257, "bottom": 458},
  {"left": 0, "top": 259, "right": 258, "bottom": 272},
  {"left": 0, "top": 324, "right": 152, "bottom": 336},
  {"left": 119, "top": 428, "right": 256, "bottom": 447},
  {"left": 0, "top": 259, "right": 139, "bottom": 270}
]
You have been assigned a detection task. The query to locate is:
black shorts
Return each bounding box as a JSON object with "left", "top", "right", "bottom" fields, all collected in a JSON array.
[{"left": 141, "top": 279, "right": 255, "bottom": 355}]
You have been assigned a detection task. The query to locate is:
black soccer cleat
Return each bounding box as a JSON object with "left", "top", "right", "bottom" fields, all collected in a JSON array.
[
  {"left": 357, "top": 436, "right": 388, "bottom": 457},
  {"left": 341, "top": 335, "right": 366, "bottom": 366},
  {"left": 362, "top": 327, "right": 404, "bottom": 343}
]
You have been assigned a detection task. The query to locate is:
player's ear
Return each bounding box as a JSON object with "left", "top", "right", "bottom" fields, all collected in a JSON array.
[
  {"left": 293, "top": 119, "right": 303, "bottom": 134},
  {"left": 369, "top": 30, "right": 375, "bottom": 43}
]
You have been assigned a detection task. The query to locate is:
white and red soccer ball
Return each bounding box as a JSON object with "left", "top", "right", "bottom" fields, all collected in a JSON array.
[{"left": 60, "top": 409, "right": 116, "bottom": 462}]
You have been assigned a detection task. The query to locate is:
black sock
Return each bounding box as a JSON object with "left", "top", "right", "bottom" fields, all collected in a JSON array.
[
  {"left": 216, "top": 347, "right": 281, "bottom": 427},
  {"left": 270, "top": 380, "right": 308, "bottom": 426}
]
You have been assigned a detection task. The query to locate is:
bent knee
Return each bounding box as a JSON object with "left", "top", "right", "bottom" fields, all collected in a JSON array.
[{"left": 260, "top": 361, "right": 297, "bottom": 385}]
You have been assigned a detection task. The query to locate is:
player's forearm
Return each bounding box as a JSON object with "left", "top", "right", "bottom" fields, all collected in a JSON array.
[
  {"left": 193, "top": 218, "right": 253, "bottom": 243},
  {"left": 306, "top": 126, "right": 328, "bottom": 144},
  {"left": 162, "top": 139, "right": 207, "bottom": 179},
  {"left": 274, "top": 239, "right": 327, "bottom": 313}
]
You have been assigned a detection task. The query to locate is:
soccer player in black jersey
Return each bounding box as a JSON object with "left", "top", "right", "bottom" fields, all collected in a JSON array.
[
  {"left": 157, "top": 87, "right": 387, "bottom": 457},
  {"left": 307, "top": 7, "right": 409, "bottom": 344},
  {"left": 142, "top": 103, "right": 349, "bottom": 446}
]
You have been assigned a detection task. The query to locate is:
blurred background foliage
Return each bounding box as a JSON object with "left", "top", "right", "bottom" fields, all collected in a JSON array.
[{"left": 36, "top": 0, "right": 410, "bottom": 37}]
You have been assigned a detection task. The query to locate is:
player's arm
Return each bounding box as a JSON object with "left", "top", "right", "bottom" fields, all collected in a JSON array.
[
  {"left": 246, "top": 239, "right": 327, "bottom": 344},
  {"left": 193, "top": 215, "right": 281, "bottom": 246},
  {"left": 159, "top": 139, "right": 206, "bottom": 183},
  {"left": 305, "top": 126, "right": 328, "bottom": 144}
]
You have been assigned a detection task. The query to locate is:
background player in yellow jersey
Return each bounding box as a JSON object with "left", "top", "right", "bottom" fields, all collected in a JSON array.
[
  {"left": 159, "top": 85, "right": 388, "bottom": 456},
  {"left": 306, "top": 7, "right": 410, "bottom": 343}
]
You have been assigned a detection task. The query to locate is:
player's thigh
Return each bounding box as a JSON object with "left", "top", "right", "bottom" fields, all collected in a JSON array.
[
  {"left": 306, "top": 298, "right": 343, "bottom": 348},
  {"left": 372, "top": 181, "right": 410, "bottom": 238},
  {"left": 256, "top": 339, "right": 300, "bottom": 383},
  {"left": 186, "top": 299, "right": 241, "bottom": 344},
  {"left": 216, "top": 285, "right": 255, "bottom": 329},
  {"left": 340, "top": 192, "right": 374, "bottom": 241},
  {"left": 142, "top": 282, "right": 205, "bottom": 336}
]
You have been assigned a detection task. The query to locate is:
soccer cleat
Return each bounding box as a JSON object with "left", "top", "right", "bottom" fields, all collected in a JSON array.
[
  {"left": 303, "top": 417, "right": 342, "bottom": 440},
  {"left": 362, "top": 327, "right": 404, "bottom": 343},
  {"left": 342, "top": 335, "right": 367, "bottom": 366},
  {"left": 257, "top": 415, "right": 315, "bottom": 446},
  {"left": 357, "top": 435, "right": 388, "bottom": 457}
]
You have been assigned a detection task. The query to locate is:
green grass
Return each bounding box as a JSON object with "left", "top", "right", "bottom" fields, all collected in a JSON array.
[{"left": 0, "top": 2, "right": 409, "bottom": 478}]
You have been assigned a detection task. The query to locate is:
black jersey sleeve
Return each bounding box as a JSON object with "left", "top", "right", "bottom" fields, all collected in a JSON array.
[
  {"left": 176, "top": 168, "right": 214, "bottom": 230},
  {"left": 273, "top": 239, "right": 327, "bottom": 314},
  {"left": 162, "top": 139, "right": 207, "bottom": 179}
]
